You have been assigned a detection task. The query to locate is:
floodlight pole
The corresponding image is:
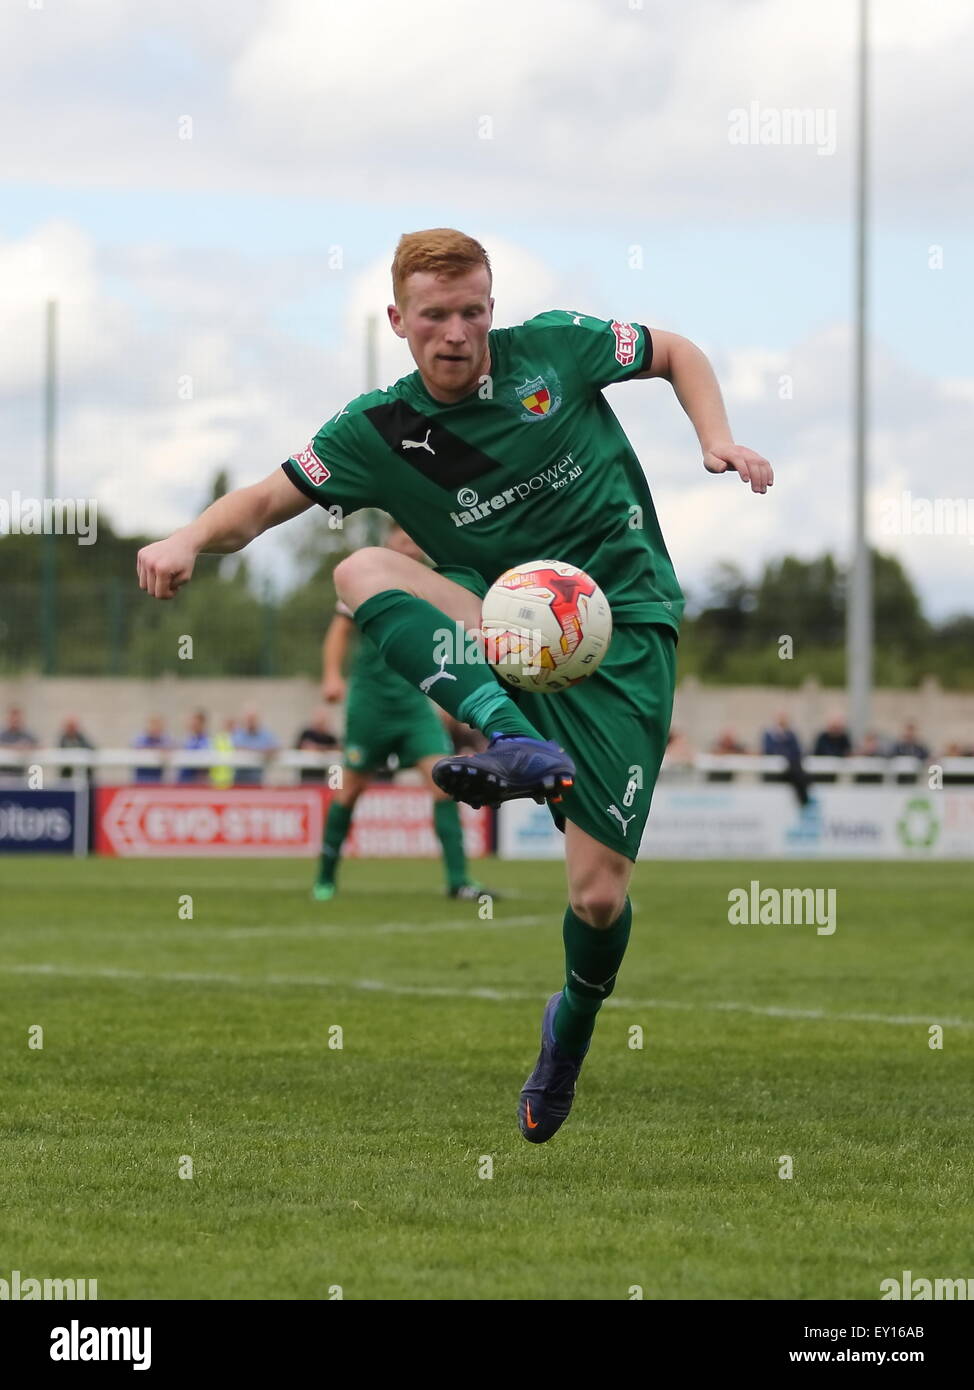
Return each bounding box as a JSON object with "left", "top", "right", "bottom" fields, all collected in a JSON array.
[
  {"left": 366, "top": 312, "right": 379, "bottom": 394},
  {"left": 847, "top": 0, "right": 872, "bottom": 745},
  {"left": 42, "top": 298, "right": 58, "bottom": 674},
  {"left": 364, "top": 314, "right": 382, "bottom": 546}
]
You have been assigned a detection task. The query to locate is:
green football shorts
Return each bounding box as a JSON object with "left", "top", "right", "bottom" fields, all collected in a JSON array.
[
  {"left": 435, "top": 565, "right": 678, "bottom": 861},
  {"left": 343, "top": 684, "right": 454, "bottom": 774}
]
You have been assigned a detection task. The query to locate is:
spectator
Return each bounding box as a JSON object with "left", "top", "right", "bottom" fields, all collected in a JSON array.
[
  {"left": 295, "top": 706, "right": 339, "bottom": 784},
  {"left": 813, "top": 714, "right": 852, "bottom": 758},
  {"left": 892, "top": 721, "right": 929, "bottom": 760},
  {"left": 712, "top": 729, "right": 747, "bottom": 755},
  {"left": 132, "top": 715, "right": 172, "bottom": 783},
  {"left": 663, "top": 727, "right": 695, "bottom": 769},
  {"left": 762, "top": 711, "right": 810, "bottom": 807},
  {"left": 706, "top": 728, "right": 745, "bottom": 784},
  {"left": 856, "top": 731, "right": 889, "bottom": 757},
  {"left": 210, "top": 716, "right": 237, "bottom": 789},
  {"left": 58, "top": 715, "right": 95, "bottom": 781},
  {"left": 0, "top": 706, "right": 38, "bottom": 750},
  {"left": 178, "top": 710, "right": 211, "bottom": 785},
  {"left": 233, "top": 707, "right": 278, "bottom": 785},
  {"left": 762, "top": 712, "right": 802, "bottom": 760}
]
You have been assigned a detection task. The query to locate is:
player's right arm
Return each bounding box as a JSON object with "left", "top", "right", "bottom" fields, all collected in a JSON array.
[
  {"left": 139, "top": 400, "right": 380, "bottom": 600},
  {"left": 321, "top": 609, "right": 354, "bottom": 703},
  {"left": 137, "top": 468, "right": 312, "bottom": 600},
  {"left": 527, "top": 311, "right": 773, "bottom": 494}
]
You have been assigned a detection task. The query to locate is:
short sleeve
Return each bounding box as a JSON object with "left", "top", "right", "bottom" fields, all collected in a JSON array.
[
  {"left": 282, "top": 404, "right": 379, "bottom": 515},
  {"left": 523, "top": 310, "right": 653, "bottom": 391}
]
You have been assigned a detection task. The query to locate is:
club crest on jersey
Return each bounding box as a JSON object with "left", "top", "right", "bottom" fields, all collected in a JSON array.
[
  {"left": 516, "top": 373, "right": 562, "bottom": 421},
  {"left": 293, "top": 442, "right": 330, "bottom": 487},
  {"left": 610, "top": 320, "right": 639, "bottom": 366}
]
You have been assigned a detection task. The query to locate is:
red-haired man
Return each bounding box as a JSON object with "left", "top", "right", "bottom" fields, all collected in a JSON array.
[{"left": 138, "top": 228, "right": 773, "bottom": 1143}]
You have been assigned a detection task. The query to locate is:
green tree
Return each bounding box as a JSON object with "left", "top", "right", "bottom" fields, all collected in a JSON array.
[
  {"left": 680, "top": 548, "right": 938, "bottom": 687},
  {"left": 751, "top": 553, "right": 844, "bottom": 649}
]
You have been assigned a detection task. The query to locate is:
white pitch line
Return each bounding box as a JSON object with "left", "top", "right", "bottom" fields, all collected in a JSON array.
[
  {"left": 3, "top": 963, "right": 970, "bottom": 1029},
  {"left": 223, "top": 914, "right": 544, "bottom": 939},
  {"left": 46, "top": 878, "right": 532, "bottom": 899},
  {"left": 0, "top": 915, "right": 546, "bottom": 942}
]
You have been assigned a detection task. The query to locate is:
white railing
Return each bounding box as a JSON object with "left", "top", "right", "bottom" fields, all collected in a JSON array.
[
  {"left": 0, "top": 747, "right": 344, "bottom": 784},
  {"left": 0, "top": 748, "right": 972, "bottom": 786},
  {"left": 677, "top": 754, "right": 971, "bottom": 784}
]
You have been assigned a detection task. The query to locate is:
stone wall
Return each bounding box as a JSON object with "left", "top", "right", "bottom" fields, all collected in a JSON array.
[{"left": 1, "top": 673, "right": 969, "bottom": 755}]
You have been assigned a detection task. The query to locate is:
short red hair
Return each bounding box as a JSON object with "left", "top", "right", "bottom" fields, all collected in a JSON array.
[{"left": 391, "top": 228, "right": 491, "bottom": 305}]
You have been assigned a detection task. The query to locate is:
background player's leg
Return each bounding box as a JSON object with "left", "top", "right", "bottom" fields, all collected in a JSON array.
[
  {"left": 417, "top": 755, "right": 473, "bottom": 895},
  {"left": 334, "top": 548, "right": 542, "bottom": 742},
  {"left": 314, "top": 770, "right": 369, "bottom": 895},
  {"left": 554, "top": 822, "right": 636, "bottom": 1054}
]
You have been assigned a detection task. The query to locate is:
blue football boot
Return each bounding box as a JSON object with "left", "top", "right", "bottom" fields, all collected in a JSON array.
[
  {"left": 518, "top": 991, "right": 589, "bottom": 1144},
  {"left": 431, "top": 734, "right": 575, "bottom": 810}
]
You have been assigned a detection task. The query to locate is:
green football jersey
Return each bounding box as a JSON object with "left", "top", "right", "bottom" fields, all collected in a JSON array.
[{"left": 283, "top": 310, "right": 684, "bottom": 631}]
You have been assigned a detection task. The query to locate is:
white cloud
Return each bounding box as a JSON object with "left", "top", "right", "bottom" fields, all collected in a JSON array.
[
  {"left": 0, "top": 221, "right": 131, "bottom": 393},
  {"left": 1, "top": 215, "right": 969, "bottom": 620},
  {"left": 608, "top": 323, "right": 974, "bottom": 618},
  {"left": 721, "top": 348, "right": 792, "bottom": 404},
  {"left": 2, "top": 0, "right": 971, "bottom": 220}
]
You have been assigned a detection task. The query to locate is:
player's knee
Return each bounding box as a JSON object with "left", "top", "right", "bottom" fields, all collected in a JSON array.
[
  {"left": 333, "top": 547, "right": 390, "bottom": 609},
  {"left": 570, "top": 886, "right": 628, "bottom": 929}
]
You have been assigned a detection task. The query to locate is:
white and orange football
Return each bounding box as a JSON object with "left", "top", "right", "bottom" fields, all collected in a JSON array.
[{"left": 480, "top": 559, "right": 612, "bottom": 693}]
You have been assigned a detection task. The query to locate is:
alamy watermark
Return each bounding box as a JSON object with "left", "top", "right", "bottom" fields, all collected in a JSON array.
[
  {"left": 728, "top": 101, "right": 836, "bottom": 156},
  {"left": 0, "top": 492, "right": 97, "bottom": 545},
  {"left": 880, "top": 1270, "right": 973, "bottom": 1300},
  {"left": 50, "top": 1320, "right": 150, "bottom": 1370},
  {"left": 879, "top": 491, "right": 974, "bottom": 542},
  {"left": 429, "top": 621, "right": 547, "bottom": 676},
  {"left": 0, "top": 1269, "right": 98, "bottom": 1299},
  {"left": 728, "top": 880, "right": 836, "bottom": 935}
]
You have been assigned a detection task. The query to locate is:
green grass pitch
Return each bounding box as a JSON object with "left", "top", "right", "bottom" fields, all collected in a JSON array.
[{"left": 2, "top": 855, "right": 971, "bottom": 1300}]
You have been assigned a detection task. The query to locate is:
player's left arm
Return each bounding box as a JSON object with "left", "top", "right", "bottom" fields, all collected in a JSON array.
[{"left": 637, "top": 330, "right": 773, "bottom": 494}]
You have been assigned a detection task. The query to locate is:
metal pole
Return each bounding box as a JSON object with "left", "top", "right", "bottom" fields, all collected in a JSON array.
[
  {"left": 364, "top": 314, "right": 382, "bottom": 546},
  {"left": 365, "top": 313, "right": 379, "bottom": 393},
  {"left": 110, "top": 576, "right": 124, "bottom": 676},
  {"left": 847, "top": 0, "right": 872, "bottom": 746},
  {"left": 261, "top": 574, "right": 276, "bottom": 675},
  {"left": 42, "top": 299, "right": 58, "bottom": 674}
]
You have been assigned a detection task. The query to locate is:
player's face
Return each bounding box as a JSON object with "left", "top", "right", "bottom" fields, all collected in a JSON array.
[{"left": 388, "top": 268, "right": 493, "bottom": 403}]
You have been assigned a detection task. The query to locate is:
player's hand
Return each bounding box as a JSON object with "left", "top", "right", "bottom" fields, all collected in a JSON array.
[
  {"left": 322, "top": 675, "right": 346, "bottom": 704},
  {"left": 137, "top": 533, "right": 199, "bottom": 599},
  {"left": 703, "top": 443, "right": 774, "bottom": 494}
]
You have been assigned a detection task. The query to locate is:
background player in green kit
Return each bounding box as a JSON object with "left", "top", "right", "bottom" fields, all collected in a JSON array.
[
  {"left": 137, "top": 227, "right": 773, "bottom": 1144},
  {"left": 314, "top": 521, "right": 487, "bottom": 903}
]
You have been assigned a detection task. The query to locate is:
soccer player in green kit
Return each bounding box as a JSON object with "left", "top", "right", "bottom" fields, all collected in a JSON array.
[
  {"left": 315, "top": 521, "right": 488, "bottom": 903},
  {"left": 137, "top": 228, "right": 773, "bottom": 1144}
]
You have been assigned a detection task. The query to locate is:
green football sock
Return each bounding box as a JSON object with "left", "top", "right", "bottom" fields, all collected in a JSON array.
[
  {"left": 433, "top": 799, "right": 467, "bottom": 892},
  {"left": 317, "top": 802, "right": 352, "bottom": 884},
  {"left": 354, "top": 590, "right": 541, "bottom": 741},
  {"left": 458, "top": 681, "right": 541, "bottom": 741},
  {"left": 554, "top": 899, "right": 632, "bottom": 1056}
]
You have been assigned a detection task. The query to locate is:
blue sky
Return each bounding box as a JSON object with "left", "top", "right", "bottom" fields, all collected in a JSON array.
[{"left": 3, "top": 183, "right": 968, "bottom": 378}]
